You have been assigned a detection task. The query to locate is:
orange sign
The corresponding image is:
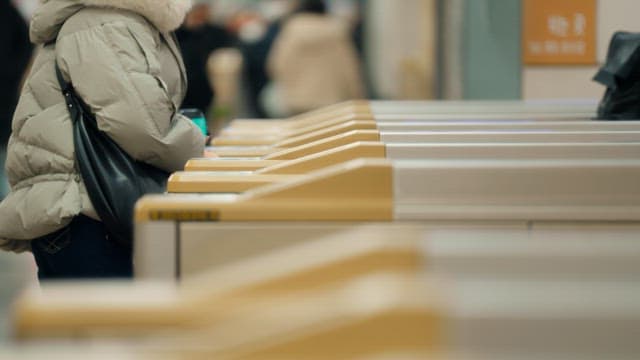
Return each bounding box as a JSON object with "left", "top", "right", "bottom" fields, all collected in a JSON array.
[{"left": 523, "top": 0, "right": 596, "bottom": 65}]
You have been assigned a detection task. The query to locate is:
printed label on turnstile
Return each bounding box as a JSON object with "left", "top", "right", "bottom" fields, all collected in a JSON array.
[{"left": 149, "top": 210, "right": 220, "bottom": 221}]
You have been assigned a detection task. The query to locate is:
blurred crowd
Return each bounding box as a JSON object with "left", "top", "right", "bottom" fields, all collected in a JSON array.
[
  {"left": 179, "top": 0, "right": 367, "bottom": 121},
  {"left": 0, "top": 0, "right": 367, "bottom": 200}
]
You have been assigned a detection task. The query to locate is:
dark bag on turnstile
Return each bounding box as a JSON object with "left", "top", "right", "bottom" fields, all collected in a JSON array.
[
  {"left": 594, "top": 32, "right": 640, "bottom": 120},
  {"left": 55, "top": 62, "right": 170, "bottom": 249}
]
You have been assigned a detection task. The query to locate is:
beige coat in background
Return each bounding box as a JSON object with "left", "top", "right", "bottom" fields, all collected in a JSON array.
[
  {"left": 0, "top": 0, "right": 205, "bottom": 252},
  {"left": 268, "top": 14, "right": 365, "bottom": 115}
]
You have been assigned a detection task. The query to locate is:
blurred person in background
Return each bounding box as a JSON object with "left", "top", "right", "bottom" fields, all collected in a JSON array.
[
  {"left": 264, "top": 0, "right": 364, "bottom": 117},
  {"left": 176, "top": 0, "right": 235, "bottom": 115},
  {"left": 234, "top": 0, "right": 291, "bottom": 118},
  {"left": 0, "top": 0, "right": 33, "bottom": 200},
  {"left": 234, "top": 10, "right": 283, "bottom": 118},
  {"left": 0, "top": 0, "right": 206, "bottom": 278}
]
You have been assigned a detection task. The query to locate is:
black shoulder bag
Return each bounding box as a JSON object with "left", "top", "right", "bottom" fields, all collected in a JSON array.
[
  {"left": 55, "top": 63, "right": 170, "bottom": 249},
  {"left": 593, "top": 31, "right": 640, "bottom": 120}
]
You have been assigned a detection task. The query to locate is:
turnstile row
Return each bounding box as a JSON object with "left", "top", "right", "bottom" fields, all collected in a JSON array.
[
  {"left": 206, "top": 129, "right": 640, "bottom": 159},
  {"left": 186, "top": 142, "right": 640, "bottom": 173},
  {"left": 134, "top": 158, "right": 640, "bottom": 279},
  {"left": 158, "top": 102, "right": 640, "bottom": 278},
  {"left": 172, "top": 141, "right": 640, "bottom": 192},
  {"left": 226, "top": 100, "right": 598, "bottom": 133},
  {"left": 213, "top": 120, "right": 640, "bottom": 146},
  {"left": 11, "top": 100, "right": 640, "bottom": 359},
  {"left": 15, "top": 227, "right": 640, "bottom": 358}
]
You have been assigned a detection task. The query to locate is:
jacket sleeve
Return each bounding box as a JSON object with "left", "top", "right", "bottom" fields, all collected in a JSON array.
[{"left": 56, "top": 20, "right": 205, "bottom": 172}]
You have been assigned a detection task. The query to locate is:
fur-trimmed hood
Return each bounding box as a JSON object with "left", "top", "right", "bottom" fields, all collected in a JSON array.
[{"left": 31, "top": 0, "right": 192, "bottom": 43}]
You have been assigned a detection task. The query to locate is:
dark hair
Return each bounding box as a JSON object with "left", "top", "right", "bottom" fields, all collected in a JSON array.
[{"left": 296, "top": 0, "right": 327, "bottom": 15}]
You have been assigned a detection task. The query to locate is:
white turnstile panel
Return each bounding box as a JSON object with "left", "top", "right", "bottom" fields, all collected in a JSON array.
[
  {"left": 369, "top": 99, "right": 597, "bottom": 115},
  {"left": 447, "top": 279, "right": 640, "bottom": 357},
  {"left": 380, "top": 131, "right": 640, "bottom": 143},
  {"left": 423, "top": 227, "right": 640, "bottom": 279},
  {"left": 377, "top": 121, "right": 640, "bottom": 132},
  {"left": 385, "top": 142, "right": 640, "bottom": 159},
  {"left": 393, "top": 159, "right": 640, "bottom": 221},
  {"left": 374, "top": 113, "right": 596, "bottom": 121}
]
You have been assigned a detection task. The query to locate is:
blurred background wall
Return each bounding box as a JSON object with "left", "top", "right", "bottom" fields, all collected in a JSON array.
[
  {"left": 366, "top": 0, "right": 436, "bottom": 100},
  {"left": 438, "top": 0, "right": 640, "bottom": 100},
  {"left": 522, "top": 0, "right": 640, "bottom": 99}
]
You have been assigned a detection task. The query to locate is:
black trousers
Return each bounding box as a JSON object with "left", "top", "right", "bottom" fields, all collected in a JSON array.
[{"left": 31, "top": 215, "right": 132, "bottom": 280}]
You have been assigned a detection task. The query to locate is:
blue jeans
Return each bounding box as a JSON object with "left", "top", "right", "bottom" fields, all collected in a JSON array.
[{"left": 31, "top": 215, "right": 133, "bottom": 280}]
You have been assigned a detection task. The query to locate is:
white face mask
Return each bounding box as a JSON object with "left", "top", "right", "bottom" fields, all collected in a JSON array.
[{"left": 239, "top": 20, "right": 267, "bottom": 43}]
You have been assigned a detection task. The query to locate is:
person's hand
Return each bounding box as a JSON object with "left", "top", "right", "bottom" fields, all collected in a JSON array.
[
  {"left": 204, "top": 148, "right": 217, "bottom": 158},
  {"left": 203, "top": 135, "right": 215, "bottom": 157}
]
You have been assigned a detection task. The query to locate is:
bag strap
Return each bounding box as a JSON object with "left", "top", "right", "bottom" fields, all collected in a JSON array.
[
  {"left": 54, "top": 60, "right": 94, "bottom": 187},
  {"left": 54, "top": 61, "right": 92, "bottom": 125},
  {"left": 54, "top": 62, "right": 73, "bottom": 95}
]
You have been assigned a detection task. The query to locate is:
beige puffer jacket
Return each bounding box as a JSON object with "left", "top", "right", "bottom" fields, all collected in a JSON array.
[{"left": 0, "top": 0, "right": 205, "bottom": 252}]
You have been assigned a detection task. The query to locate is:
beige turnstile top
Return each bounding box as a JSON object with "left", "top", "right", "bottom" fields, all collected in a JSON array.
[{"left": 139, "top": 158, "right": 640, "bottom": 222}]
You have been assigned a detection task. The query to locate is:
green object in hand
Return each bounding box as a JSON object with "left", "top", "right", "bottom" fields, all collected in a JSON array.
[
  {"left": 192, "top": 116, "right": 208, "bottom": 136},
  {"left": 179, "top": 108, "right": 208, "bottom": 136}
]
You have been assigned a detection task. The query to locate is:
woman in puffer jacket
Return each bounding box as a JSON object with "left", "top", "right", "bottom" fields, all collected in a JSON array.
[{"left": 0, "top": 0, "right": 206, "bottom": 279}]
